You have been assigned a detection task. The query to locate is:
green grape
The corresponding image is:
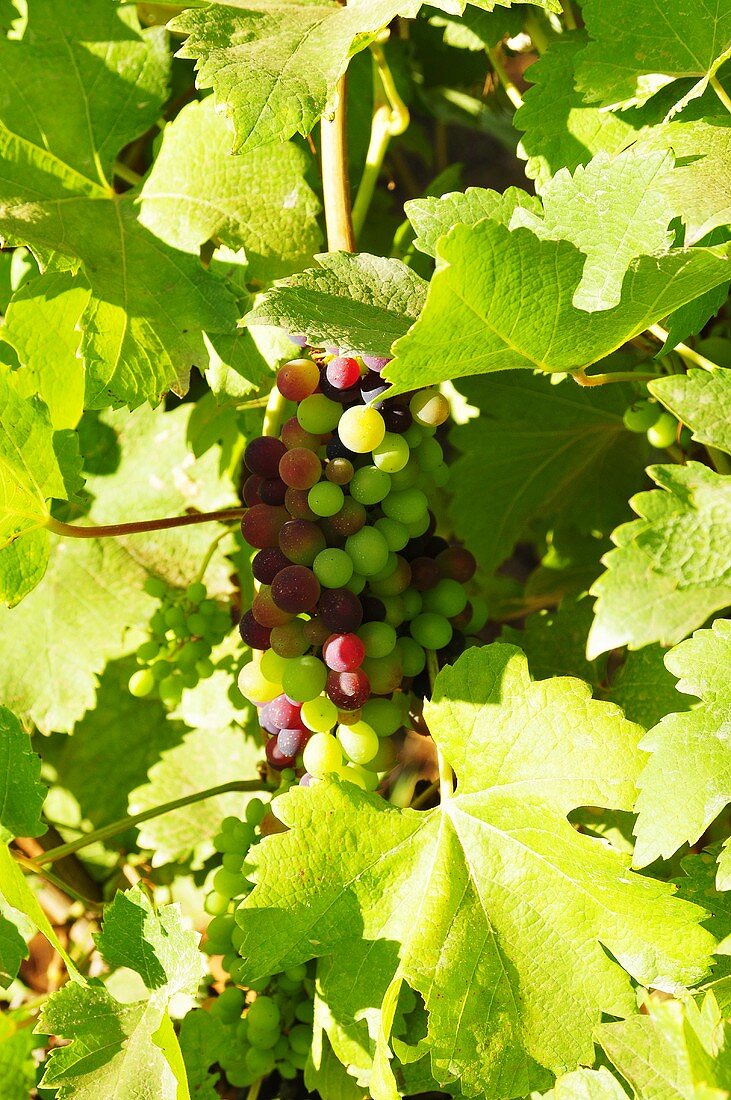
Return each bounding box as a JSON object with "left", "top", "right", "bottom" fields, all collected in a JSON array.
[
  {"left": 260, "top": 648, "right": 288, "bottom": 683},
  {"left": 212, "top": 986, "right": 245, "bottom": 1022},
  {"left": 247, "top": 1025, "right": 280, "bottom": 1051},
  {"left": 404, "top": 510, "right": 431, "bottom": 538},
  {"left": 647, "top": 411, "right": 677, "bottom": 449},
  {"left": 389, "top": 457, "right": 420, "bottom": 490},
  {"left": 362, "top": 652, "right": 403, "bottom": 695},
  {"left": 136, "top": 639, "right": 160, "bottom": 662},
  {"left": 196, "top": 658, "right": 215, "bottom": 679},
  {"left": 403, "top": 422, "right": 423, "bottom": 449},
  {"left": 465, "top": 596, "right": 488, "bottom": 634},
  {"left": 432, "top": 463, "right": 450, "bottom": 487},
  {"left": 401, "top": 588, "right": 422, "bottom": 620},
  {"left": 362, "top": 696, "right": 403, "bottom": 737},
  {"left": 396, "top": 636, "right": 426, "bottom": 677},
  {"left": 344, "top": 526, "right": 389, "bottom": 576},
  {"left": 158, "top": 676, "right": 183, "bottom": 708},
  {"left": 245, "top": 798, "right": 267, "bottom": 826},
  {"left": 297, "top": 394, "right": 341, "bottom": 434},
  {"left": 302, "top": 732, "right": 343, "bottom": 778},
  {"left": 301, "top": 696, "right": 338, "bottom": 733},
  {"left": 186, "top": 581, "right": 207, "bottom": 602},
  {"left": 143, "top": 575, "right": 167, "bottom": 598},
  {"left": 358, "top": 620, "right": 397, "bottom": 658},
  {"left": 247, "top": 996, "right": 281, "bottom": 1030},
  {"left": 212, "top": 867, "right": 247, "bottom": 898},
  {"left": 222, "top": 852, "right": 244, "bottom": 872},
  {"left": 422, "top": 578, "right": 468, "bottom": 618},
  {"left": 165, "top": 605, "right": 186, "bottom": 630},
  {"left": 128, "top": 668, "right": 155, "bottom": 697},
  {"left": 281, "top": 655, "right": 327, "bottom": 702},
  {"left": 375, "top": 516, "right": 409, "bottom": 552},
  {"left": 295, "top": 1000, "right": 314, "bottom": 1023},
  {"left": 204, "top": 890, "right": 229, "bottom": 916},
  {"left": 313, "top": 547, "right": 354, "bottom": 588},
  {"left": 279, "top": 1061, "right": 298, "bottom": 1080},
  {"left": 623, "top": 399, "right": 659, "bottom": 433},
  {"left": 337, "top": 720, "right": 379, "bottom": 764},
  {"left": 338, "top": 405, "right": 386, "bottom": 453},
  {"left": 380, "top": 595, "right": 406, "bottom": 627},
  {"left": 308, "top": 481, "right": 344, "bottom": 517},
  {"left": 372, "top": 432, "right": 410, "bottom": 473},
  {"left": 347, "top": 762, "right": 379, "bottom": 791},
  {"left": 245, "top": 1047, "right": 276, "bottom": 1075},
  {"left": 410, "top": 388, "right": 450, "bottom": 427},
  {"left": 289, "top": 1024, "right": 313, "bottom": 1055},
  {"left": 350, "top": 465, "right": 391, "bottom": 505},
  {"left": 187, "top": 612, "right": 207, "bottom": 635},
  {"left": 346, "top": 572, "right": 366, "bottom": 594},
  {"left": 410, "top": 612, "right": 453, "bottom": 650},
  {"left": 284, "top": 964, "right": 308, "bottom": 982},
  {"left": 417, "top": 435, "right": 443, "bottom": 472},
  {"left": 382, "top": 487, "right": 428, "bottom": 524}
]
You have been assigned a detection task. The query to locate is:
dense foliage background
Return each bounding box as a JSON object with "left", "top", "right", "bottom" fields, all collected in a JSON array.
[{"left": 1, "top": 0, "right": 730, "bottom": 1097}]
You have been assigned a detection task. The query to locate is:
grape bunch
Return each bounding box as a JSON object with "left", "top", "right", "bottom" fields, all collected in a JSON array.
[
  {"left": 203, "top": 796, "right": 315, "bottom": 1089},
  {"left": 236, "top": 349, "right": 486, "bottom": 785},
  {"left": 623, "top": 399, "right": 681, "bottom": 449},
  {"left": 128, "top": 577, "right": 231, "bottom": 707}
]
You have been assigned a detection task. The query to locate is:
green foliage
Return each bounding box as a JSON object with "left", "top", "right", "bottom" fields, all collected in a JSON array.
[
  {"left": 633, "top": 621, "right": 731, "bottom": 885},
  {"left": 237, "top": 646, "right": 712, "bottom": 1097},
  {"left": 0, "top": 706, "right": 46, "bottom": 840},
  {"left": 650, "top": 368, "right": 731, "bottom": 453},
  {"left": 588, "top": 464, "right": 731, "bottom": 655}
]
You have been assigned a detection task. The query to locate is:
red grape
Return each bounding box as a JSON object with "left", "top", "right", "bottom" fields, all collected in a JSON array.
[
  {"left": 323, "top": 633, "right": 366, "bottom": 672},
  {"left": 252, "top": 547, "right": 289, "bottom": 585},
  {"left": 318, "top": 588, "right": 363, "bottom": 633},
  {"left": 281, "top": 416, "right": 321, "bottom": 452},
  {"left": 271, "top": 565, "right": 321, "bottom": 614},
  {"left": 241, "top": 505, "right": 289, "bottom": 549},
  {"left": 437, "top": 546, "right": 477, "bottom": 583},
  {"left": 277, "top": 358, "right": 319, "bottom": 402},
  {"left": 279, "top": 519, "right": 327, "bottom": 566},
  {"left": 252, "top": 587, "right": 293, "bottom": 628},
  {"left": 239, "top": 611, "right": 271, "bottom": 650},
  {"left": 245, "top": 436, "right": 287, "bottom": 478},
  {"left": 326, "top": 356, "right": 361, "bottom": 390},
  {"left": 326, "top": 669, "right": 371, "bottom": 710},
  {"left": 279, "top": 447, "right": 322, "bottom": 490}
]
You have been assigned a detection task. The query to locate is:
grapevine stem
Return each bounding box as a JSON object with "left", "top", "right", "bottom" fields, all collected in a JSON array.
[
  {"left": 352, "top": 42, "right": 410, "bottom": 239},
  {"left": 246, "top": 1079, "right": 263, "bottom": 1100},
  {"left": 411, "top": 780, "right": 439, "bottom": 810},
  {"left": 647, "top": 325, "right": 721, "bottom": 372},
  {"left": 320, "top": 73, "right": 356, "bottom": 252},
  {"left": 710, "top": 74, "right": 731, "bottom": 115},
  {"left": 13, "top": 853, "right": 102, "bottom": 909},
  {"left": 113, "top": 160, "right": 143, "bottom": 186},
  {"left": 572, "top": 369, "right": 660, "bottom": 387},
  {"left": 194, "top": 528, "right": 230, "bottom": 585},
  {"left": 561, "top": 0, "right": 577, "bottom": 30},
  {"left": 524, "top": 13, "right": 550, "bottom": 53},
  {"left": 486, "top": 44, "right": 524, "bottom": 109},
  {"left": 426, "top": 650, "right": 453, "bottom": 803},
  {"left": 33, "top": 781, "right": 271, "bottom": 866},
  {"left": 46, "top": 508, "right": 246, "bottom": 540}
]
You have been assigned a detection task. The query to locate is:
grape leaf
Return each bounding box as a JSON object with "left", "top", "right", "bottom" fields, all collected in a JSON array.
[
  {"left": 0, "top": 706, "right": 46, "bottom": 839},
  {"left": 540, "top": 1067, "right": 629, "bottom": 1100},
  {"left": 0, "top": 913, "right": 27, "bottom": 989},
  {"left": 0, "top": 844, "right": 77, "bottom": 976},
  {"left": 448, "top": 372, "right": 649, "bottom": 573},
  {"left": 511, "top": 148, "right": 677, "bottom": 311},
  {"left": 606, "top": 645, "right": 692, "bottom": 731},
  {"left": 0, "top": 403, "right": 238, "bottom": 732},
  {"left": 1, "top": 272, "right": 86, "bottom": 430},
  {"left": 0, "top": 0, "right": 240, "bottom": 409},
  {"left": 405, "top": 185, "right": 541, "bottom": 257},
  {"left": 596, "top": 993, "right": 731, "bottom": 1099},
  {"left": 178, "top": 1010, "right": 225, "bottom": 1100},
  {"left": 385, "top": 220, "right": 731, "bottom": 393},
  {"left": 575, "top": 0, "right": 731, "bottom": 110},
  {"left": 129, "top": 724, "right": 263, "bottom": 867},
  {"left": 0, "top": 370, "right": 80, "bottom": 606},
  {"left": 515, "top": 35, "right": 644, "bottom": 192},
  {"left": 139, "top": 97, "right": 322, "bottom": 282},
  {"left": 628, "top": 119, "right": 731, "bottom": 245},
  {"left": 587, "top": 463, "right": 731, "bottom": 656},
  {"left": 170, "top": 0, "right": 427, "bottom": 153},
  {"left": 0, "top": 1013, "right": 36, "bottom": 1100},
  {"left": 38, "top": 884, "right": 204, "bottom": 1100},
  {"left": 237, "top": 644, "right": 713, "bottom": 1099},
  {"left": 500, "top": 597, "right": 604, "bottom": 684},
  {"left": 246, "top": 252, "right": 428, "bottom": 357},
  {"left": 650, "top": 369, "right": 731, "bottom": 454},
  {"left": 633, "top": 621, "right": 731, "bottom": 885}
]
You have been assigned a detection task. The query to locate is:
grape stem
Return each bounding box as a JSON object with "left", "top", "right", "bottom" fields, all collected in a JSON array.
[
  {"left": 561, "top": 0, "right": 577, "bottom": 30},
  {"left": 572, "top": 368, "right": 660, "bottom": 387},
  {"left": 486, "top": 44, "right": 523, "bottom": 110},
  {"left": 647, "top": 324, "right": 722, "bottom": 372},
  {"left": 194, "top": 528, "right": 231, "bottom": 585},
  {"left": 410, "top": 780, "right": 439, "bottom": 810},
  {"left": 246, "top": 1079, "right": 263, "bottom": 1100},
  {"left": 426, "top": 650, "right": 453, "bottom": 803},
  {"left": 710, "top": 74, "right": 731, "bottom": 115},
  {"left": 46, "top": 508, "right": 246, "bottom": 539},
  {"left": 524, "top": 12, "right": 551, "bottom": 53},
  {"left": 351, "top": 41, "right": 410, "bottom": 239},
  {"left": 33, "top": 780, "right": 271, "bottom": 866},
  {"left": 320, "top": 71, "right": 356, "bottom": 252},
  {"left": 13, "top": 853, "right": 102, "bottom": 910}
]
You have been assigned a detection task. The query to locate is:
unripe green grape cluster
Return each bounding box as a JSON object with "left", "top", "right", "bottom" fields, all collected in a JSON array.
[
  {"left": 128, "top": 577, "right": 231, "bottom": 708},
  {"left": 236, "top": 345, "right": 487, "bottom": 788},
  {"left": 623, "top": 399, "right": 683, "bottom": 449}
]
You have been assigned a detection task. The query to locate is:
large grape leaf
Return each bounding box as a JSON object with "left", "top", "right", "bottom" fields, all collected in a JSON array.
[
  {"left": 575, "top": 0, "right": 731, "bottom": 110},
  {"left": 0, "top": 272, "right": 86, "bottom": 430},
  {"left": 0, "top": 706, "right": 45, "bottom": 840},
  {"left": 587, "top": 463, "right": 731, "bottom": 657},
  {"left": 236, "top": 644, "right": 713, "bottom": 1099},
  {"left": 511, "top": 148, "right": 677, "bottom": 311},
  {"left": 384, "top": 220, "right": 731, "bottom": 393},
  {"left": 38, "top": 884, "right": 204, "bottom": 1099},
  {"left": 405, "top": 186, "right": 541, "bottom": 257},
  {"left": 606, "top": 645, "right": 692, "bottom": 731},
  {"left": 0, "top": 404, "right": 237, "bottom": 733},
  {"left": 170, "top": 0, "right": 429, "bottom": 153},
  {"left": 515, "top": 35, "right": 645, "bottom": 191},
  {"left": 139, "top": 97, "right": 322, "bottom": 283},
  {"left": 633, "top": 621, "right": 731, "bottom": 886},
  {"left": 596, "top": 993, "right": 731, "bottom": 1099},
  {"left": 0, "top": 370, "right": 81, "bottom": 605},
  {"left": 246, "top": 252, "right": 428, "bottom": 357},
  {"left": 650, "top": 369, "right": 731, "bottom": 454},
  {"left": 129, "top": 723, "right": 263, "bottom": 867},
  {"left": 0, "top": 0, "right": 240, "bottom": 409},
  {"left": 500, "top": 597, "right": 604, "bottom": 685},
  {"left": 448, "top": 372, "right": 650, "bottom": 573}
]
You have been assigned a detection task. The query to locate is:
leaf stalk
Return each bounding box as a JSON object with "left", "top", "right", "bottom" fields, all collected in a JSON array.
[{"left": 46, "top": 508, "right": 247, "bottom": 540}]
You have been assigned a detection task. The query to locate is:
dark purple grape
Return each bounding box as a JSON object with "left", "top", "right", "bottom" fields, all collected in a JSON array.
[
  {"left": 410, "top": 557, "right": 440, "bottom": 591},
  {"left": 252, "top": 547, "right": 289, "bottom": 585},
  {"left": 326, "top": 435, "right": 358, "bottom": 462},
  {"left": 361, "top": 596, "right": 387, "bottom": 622},
  {"left": 259, "top": 477, "right": 287, "bottom": 505},
  {"left": 320, "top": 373, "right": 361, "bottom": 405},
  {"left": 437, "top": 546, "right": 477, "bottom": 583},
  {"left": 326, "top": 669, "right": 371, "bottom": 711},
  {"left": 243, "top": 474, "right": 264, "bottom": 507},
  {"left": 382, "top": 404, "right": 412, "bottom": 433},
  {"left": 320, "top": 498, "right": 366, "bottom": 540},
  {"left": 285, "top": 488, "right": 318, "bottom": 521},
  {"left": 279, "top": 519, "right": 327, "bottom": 566},
  {"left": 423, "top": 535, "right": 449, "bottom": 559},
  {"left": 360, "top": 370, "right": 389, "bottom": 406},
  {"left": 271, "top": 565, "right": 321, "bottom": 614},
  {"left": 241, "top": 505, "right": 289, "bottom": 550},
  {"left": 245, "top": 436, "right": 287, "bottom": 478},
  {"left": 319, "top": 588, "right": 363, "bottom": 633},
  {"left": 266, "top": 736, "right": 295, "bottom": 770},
  {"left": 239, "top": 611, "right": 271, "bottom": 650}
]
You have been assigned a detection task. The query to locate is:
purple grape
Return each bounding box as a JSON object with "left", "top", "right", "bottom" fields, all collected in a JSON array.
[{"left": 361, "top": 355, "right": 391, "bottom": 373}]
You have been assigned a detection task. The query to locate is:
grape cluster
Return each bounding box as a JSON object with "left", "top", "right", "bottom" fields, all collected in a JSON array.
[
  {"left": 236, "top": 350, "right": 486, "bottom": 785},
  {"left": 129, "top": 577, "right": 231, "bottom": 707},
  {"left": 623, "top": 399, "right": 681, "bottom": 449},
  {"left": 203, "top": 797, "right": 314, "bottom": 1089}
]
